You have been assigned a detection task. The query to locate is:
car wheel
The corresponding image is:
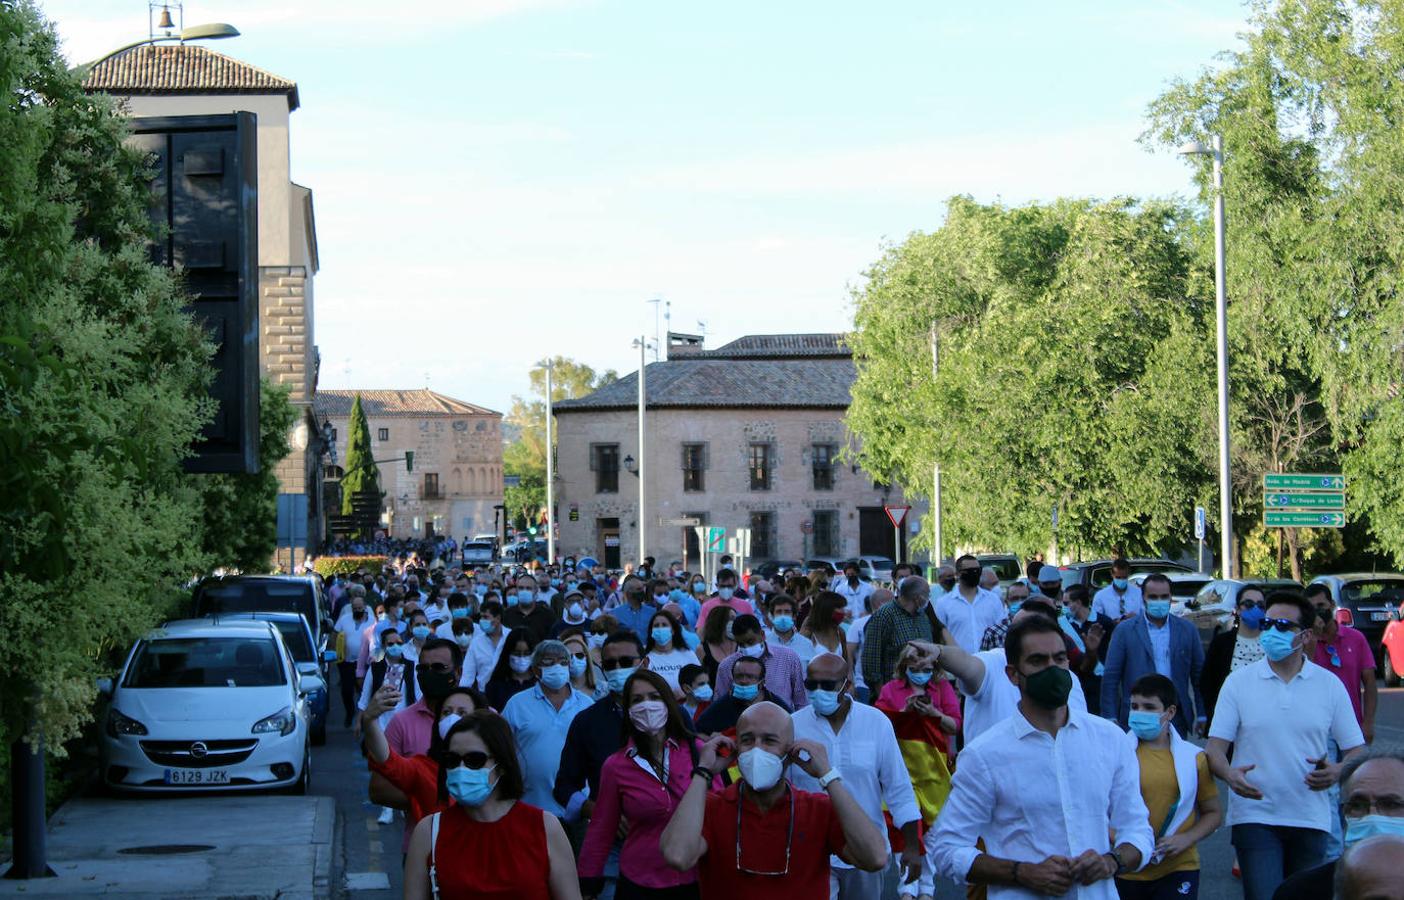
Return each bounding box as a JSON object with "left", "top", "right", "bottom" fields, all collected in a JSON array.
[
  {"left": 311, "top": 722, "right": 327, "bottom": 747},
  {"left": 283, "top": 743, "right": 310, "bottom": 796},
  {"left": 1386, "top": 652, "right": 1401, "bottom": 688}
]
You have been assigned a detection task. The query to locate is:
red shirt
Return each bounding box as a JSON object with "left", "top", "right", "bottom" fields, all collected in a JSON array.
[
  {"left": 367, "top": 751, "right": 444, "bottom": 827},
  {"left": 1312, "top": 624, "right": 1373, "bottom": 724},
  {"left": 699, "top": 782, "right": 846, "bottom": 900},
  {"left": 427, "top": 801, "right": 551, "bottom": 900}
]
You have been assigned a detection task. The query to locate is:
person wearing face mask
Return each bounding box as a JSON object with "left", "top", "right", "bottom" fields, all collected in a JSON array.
[
  {"left": 671, "top": 580, "right": 702, "bottom": 629},
  {"left": 714, "top": 615, "right": 807, "bottom": 711},
  {"left": 861, "top": 577, "right": 945, "bottom": 699},
  {"left": 504, "top": 575, "right": 555, "bottom": 643},
  {"left": 610, "top": 576, "right": 660, "bottom": 646},
  {"left": 554, "top": 633, "right": 647, "bottom": 819},
  {"left": 1100, "top": 572, "right": 1207, "bottom": 738},
  {"left": 831, "top": 562, "right": 875, "bottom": 623},
  {"left": 403, "top": 711, "right": 582, "bottom": 900},
  {"left": 646, "top": 611, "right": 699, "bottom": 694},
  {"left": 979, "top": 581, "right": 1031, "bottom": 651},
  {"left": 764, "top": 595, "right": 815, "bottom": 667},
  {"left": 1116, "top": 674, "right": 1222, "bottom": 900},
  {"left": 696, "top": 654, "right": 790, "bottom": 736},
  {"left": 660, "top": 701, "right": 889, "bottom": 897},
  {"left": 485, "top": 627, "right": 539, "bottom": 711},
  {"left": 930, "top": 616, "right": 1153, "bottom": 898},
  {"left": 1200, "top": 586, "right": 1268, "bottom": 729},
  {"left": 934, "top": 564, "right": 957, "bottom": 595},
  {"left": 1206, "top": 591, "right": 1365, "bottom": 900},
  {"left": 678, "top": 664, "right": 713, "bottom": 722},
  {"left": 846, "top": 589, "right": 892, "bottom": 704},
  {"left": 697, "top": 568, "right": 754, "bottom": 627},
  {"left": 404, "top": 611, "right": 433, "bottom": 663},
  {"left": 579, "top": 670, "right": 716, "bottom": 899},
  {"left": 1092, "top": 558, "right": 1143, "bottom": 622},
  {"left": 501, "top": 640, "right": 593, "bottom": 819},
  {"left": 559, "top": 629, "right": 607, "bottom": 700},
  {"left": 357, "top": 628, "right": 416, "bottom": 826},
  {"left": 435, "top": 591, "right": 473, "bottom": 641},
  {"left": 550, "top": 590, "right": 591, "bottom": 639},
  {"left": 334, "top": 586, "right": 371, "bottom": 728},
  {"left": 789, "top": 654, "right": 923, "bottom": 899},
  {"left": 462, "top": 600, "right": 506, "bottom": 691},
  {"left": 1273, "top": 749, "right": 1404, "bottom": 900},
  {"left": 935, "top": 554, "right": 1006, "bottom": 654}
]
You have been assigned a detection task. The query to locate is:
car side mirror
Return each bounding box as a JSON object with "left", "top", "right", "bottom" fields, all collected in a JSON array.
[
  {"left": 296, "top": 662, "right": 320, "bottom": 678},
  {"left": 298, "top": 674, "right": 317, "bottom": 696},
  {"left": 96, "top": 677, "right": 114, "bottom": 697}
]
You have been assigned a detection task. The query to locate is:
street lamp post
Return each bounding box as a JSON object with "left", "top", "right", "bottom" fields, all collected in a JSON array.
[
  {"left": 75, "top": 22, "right": 240, "bottom": 75},
  {"left": 929, "top": 322, "right": 943, "bottom": 569},
  {"left": 1179, "top": 134, "right": 1234, "bottom": 577},
  {"left": 544, "top": 359, "right": 555, "bottom": 565},
  {"left": 631, "top": 337, "right": 649, "bottom": 566}
]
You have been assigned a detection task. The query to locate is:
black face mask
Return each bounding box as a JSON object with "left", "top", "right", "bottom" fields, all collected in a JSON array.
[
  {"left": 1021, "top": 665, "right": 1073, "bottom": 710},
  {"left": 847, "top": 575, "right": 860, "bottom": 586},
  {"left": 419, "top": 668, "right": 458, "bottom": 701},
  {"left": 939, "top": 577, "right": 957, "bottom": 592},
  {"left": 627, "top": 591, "right": 645, "bottom": 603},
  {"left": 958, "top": 568, "right": 981, "bottom": 588}
]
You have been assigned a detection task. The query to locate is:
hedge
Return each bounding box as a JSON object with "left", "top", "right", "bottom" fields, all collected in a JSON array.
[{"left": 313, "top": 556, "right": 389, "bottom": 577}]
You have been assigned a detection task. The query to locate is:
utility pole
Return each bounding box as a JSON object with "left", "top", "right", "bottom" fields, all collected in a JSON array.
[
  {"left": 544, "top": 358, "right": 555, "bottom": 565},
  {"left": 930, "top": 322, "right": 943, "bottom": 567},
  {"left": 632, "top": 336, "right": 649, "bottom": 565}
]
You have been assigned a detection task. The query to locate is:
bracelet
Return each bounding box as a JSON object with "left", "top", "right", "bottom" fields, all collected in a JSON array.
[
  {"left": 691, "top": 766, "right": 713, "bottom": 781},
  {"left": 1011, "top": 861, "right": 1022, "bottom": 886}
]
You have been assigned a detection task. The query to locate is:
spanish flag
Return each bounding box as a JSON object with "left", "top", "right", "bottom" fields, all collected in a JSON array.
[{"left": 877, "top": 694, "right": 954, "bottom": 827}]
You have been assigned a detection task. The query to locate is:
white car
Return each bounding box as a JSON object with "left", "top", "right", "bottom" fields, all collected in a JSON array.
[{"left": 98, "top": 619, "right": 313, "bottom": 793}]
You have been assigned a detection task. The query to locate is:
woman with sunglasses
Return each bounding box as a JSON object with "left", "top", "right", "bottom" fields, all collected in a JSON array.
[
  {"left": 560, "top": 628, "right": 608, "bottom": 700},
  {"left": 485, "top": 627, "right": 539, "bottom": 711},
  {"left": 578, "top": 669, "right": 715, "bottom": 900},
  {"left": 362, "top": 683, "right": 488, "bottom": 837},
  {"left": 1200, "top": 586, "right": 1268, "bottom": 728},
  {"left": 404, "top": 711, "right": 582, "bottom": 900}
]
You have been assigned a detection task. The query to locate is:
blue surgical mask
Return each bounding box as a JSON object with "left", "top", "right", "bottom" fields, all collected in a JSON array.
[
  {"left": 771, "top": 615, "right": 794, "bottom": 633},
  {"left": 650, "top": 627, "right": 674, "bottom": 647},
  {"left": 1239, "top": 605, "right": 1266, "bottom": 630},
  {"left": 550, "top": 579, "right": 561, "bottom": 587},
  {"left": 809, "top": 689, "right": 842, "bottom": 716},
  {"left": 517, "top": 590, "right": 535, "bottom": 605},
  {"left": 739, "top": 643, "right": 764, "bottom": 658},
  {"left": 474, "top": 585, "right": 487, "bottom": 596},
  {"left": 445, "top": 764, "right": 497, "bottom": 807},
  {"left": 384, "top": 644, "right": 404, "bottom": 659},
  {"left": 412, "top": 625, "right": 431, "bottom": 640},
  {"left": 505, "top": 594, "right": 519, "bottom": 608},
  {"left": 907, "top": 670, "right": 933, "bottom": 687},
  {"left": 605, "top": 665, "right": 635, "bottom": 694},
  {"left": 691, "top": 582, "right": 706, "bottom": 594},
  {"left": 718, "top": 588, "right": 734, "bottom": 600},
  {"left": 692, "top": 684, "right": 713, "bottom": 702},
  {"left": 1007, "top": 601, "right": 1024, "bottom": 616},
  {"left": 1146, "top": 600, "right": 1172, "bottom": 620},
  {"left": 477, "top": 619, "right": 496, "bottom": 634},
  {"left": 732, "top": 683, "right": 759, "bottom": 701},
  {"left": 451, "top": 608, "right": 469, "bottom": 619},
  {"left": 1128, "top": 710, "right": 1166, "bottom": 741},
  {"left": 1112, "top": 578, "right": 1129, "bottom": 591},
  {"left": 539, "top": 663, "right": 570, "bottom": 691},
  {"left": 568, "top": 655, "right": 588, "bottom": 678},
  {"left": 1344, "top": 814, "right": 1404, "bottom": 848},
  {"left": 1260, "top": 628, "right": 1299, "bottom": 662}
]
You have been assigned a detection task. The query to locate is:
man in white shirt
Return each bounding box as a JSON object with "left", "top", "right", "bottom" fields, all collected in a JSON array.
[
  {"left": 929, "top": 615, "right": 1153, "bottom": 898},
  {"left": 789, "top": 653, "right": 923, "bottom": 898},
  {"left": 461, "top": 600, "right": 506, "bottom": 690},
  {"left": 934, "top": 554, "right": 1006, "bottom": 654},
  {"left": 765, "top": 594, "right": 816, "bottom": 667},
  {"left": 1091, "top": 559, "right": 1142, "bottom": 622},
  {"left": 333, "top": 586, "right": 371, "bottom": 727},
  {"left": 831, "top": 561, "right": 876, "bottom": 621},
  {"left": 1207, "top": 591, "right": 1364, "bottom": 900}
]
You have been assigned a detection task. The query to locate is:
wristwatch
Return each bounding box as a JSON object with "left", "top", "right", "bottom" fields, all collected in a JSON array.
[
  {"left": 818, "top": 769, "right": 843, "bottom": 789},
  {"left": 1105, "top": 851, "right": 1126, "bottom": 875}
]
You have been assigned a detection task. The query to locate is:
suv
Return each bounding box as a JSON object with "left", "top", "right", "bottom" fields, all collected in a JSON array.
[
  {"left": 753, "top": 559, "right": 805, "bottom": 582},
  {"left": 1181, "top": 578, "right": 1304, "bottom": 648},
  {"left": 462, "top": 541, "right": 496, "bottom": 565},
  {"left": 204, "top": 611, "right": 330, "bottom": 745},
  {"left": 1309, "top": 573, "right": 1404, "bottom": 668},
  {"left": 1055, "top": 558, "right": 1192, "bottom": 592},
  {"left": 192, "top": 575, "right": 331, "bottom": 655}
]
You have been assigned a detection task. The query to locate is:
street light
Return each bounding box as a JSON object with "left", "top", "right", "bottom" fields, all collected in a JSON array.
[
  {"left": 1179, "top": 134, "right": 1234, "bottom": 577},
  {"left": 630, "top": 336, "right": 651, "bottom": 567},
  {"left": 77, "top": 21, "right": 240, "bottom": 74},
  {"left": 543, "top": 358, "right": 556, "bottom": 566}
]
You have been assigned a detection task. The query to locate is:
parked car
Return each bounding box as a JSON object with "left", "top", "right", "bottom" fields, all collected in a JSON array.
[
  {"left": 462, "top": 541, "right": 496, "bottom": 566},
  {"left": 1181, "top": 578, "right": 1304, "bottom": 648},
  {"left": 1130, "top": 572, "right": 1214, "bottom": 616},
  {"left": 1309, "top": 573, "right": 1404, "bottom": 669},
  {"left": 204, "top": 612, "right": 330, "bottom": 745},
  {"left": 976, "top": 554, "right": 1024, "bottom": 587},
  {"left": 192, "top": 575, "right": 331, "bottom": 659},
  {"left": 1055, "top": 558, "right": 1193, "bottom": 592},
  {"left": 850, "top": 556, "right": 896, "bottom": 584},
  {"left": 1381, "top": 599, "right": 1404, "bottom": 686},
  {"left": 98, "top": 619, "right": 313, "bottom": 793},
  {"left": 752, "top": 559, "right": 805, "bottom": 582},
  {"left": 804, "top": 557, "right": 846, "bottom": 576}
]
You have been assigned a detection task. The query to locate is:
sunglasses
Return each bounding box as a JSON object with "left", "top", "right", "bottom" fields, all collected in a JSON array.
[
  {"left": 1238, "top": 600, "right": 1265, "bottom": 610},
  {"left": 417, "top": 662, "right": 454, "bottom": 675},
  {"left": 438, "top": 749, "right": 493, "bottom": 770},
  {"left": 803, "top": 678, "right": 846, "bottom": 692},
  {"left": 1261, "top": 617, "right": 1303, "bottom": 633},
  {"left": 600, "top": 656, "right": 639, "bottom": 671}
]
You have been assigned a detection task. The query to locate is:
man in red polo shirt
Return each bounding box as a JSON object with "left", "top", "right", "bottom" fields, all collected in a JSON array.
[{"left": 660, "top": 701, "right": 888, "bottom": 898}]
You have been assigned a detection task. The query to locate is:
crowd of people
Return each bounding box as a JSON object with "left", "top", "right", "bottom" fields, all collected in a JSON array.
[{"left": 318, "top": 551, "right": 1400, "bottom": 900}]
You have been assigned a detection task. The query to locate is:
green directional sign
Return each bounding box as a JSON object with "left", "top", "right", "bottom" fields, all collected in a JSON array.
[
  {"left": 1263, "top": 473, "right": 1345, "bottom": 490},
  {"left": 1264, "top": 492, "right": 1345, "bottom": 510},
  {"left": 707, "top": 527, "right": 726, "bottom": 553},
  {"left": 1264, "top": 511, "right": 1345, "bottom": 528}
]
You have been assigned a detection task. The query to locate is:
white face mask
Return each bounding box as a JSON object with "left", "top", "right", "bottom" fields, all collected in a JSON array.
[
  {"left": 437, "top": 713, "right": 462, "bottom": 740},
  {"left": 737, "top": 747, "right": 785, "bottom": 791},
  {"left": 738, "top": 643, "right": 764, "bottom": 658}
]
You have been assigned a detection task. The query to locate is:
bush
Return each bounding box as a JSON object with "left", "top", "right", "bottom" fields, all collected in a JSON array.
[{"left": 313, "top": 556, "right": 389, "bottom": 577}]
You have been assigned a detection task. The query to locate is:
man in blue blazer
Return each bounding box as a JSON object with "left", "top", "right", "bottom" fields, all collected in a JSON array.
[{"left": 1100, "top": 572, "right": 1207, "bottom": 736}]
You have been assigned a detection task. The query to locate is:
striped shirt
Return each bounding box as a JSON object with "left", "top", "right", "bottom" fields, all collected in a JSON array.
[
  {"left": 713, "top": 644, "right": 808, "bottom": 710},
  {"left": 861, "top": 600, "right": 936, "bottom": 690}
]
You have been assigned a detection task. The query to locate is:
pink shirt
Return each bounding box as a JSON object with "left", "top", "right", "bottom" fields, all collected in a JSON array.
[
  {"left": 875, "top": 676, "right": 962, "bottom": 760},
  {"left": 579, "top": 738, "right": 717, "bottom": 888},
  {"left": 1312, "top": 625, "right": 1373, "bottom": 724},
  {"left": 697, "top": 596, "right": 754, "bottom": 628}
]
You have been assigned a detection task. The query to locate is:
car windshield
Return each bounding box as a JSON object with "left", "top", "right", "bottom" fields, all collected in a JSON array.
[
  {"left": 124, "top": 637, "right": 286, "bottom": 688},
  {"left": 1342, "top": 579, "right": 1404, "bottom": 604},
  {"left": 982, "top": 558, "right": 1022, "bottom": 581},
  {"left": 464, "top": 542, "right": 493, "bottom": 552},
  {"left": 268, "top": 620, "right": 313, "bottom": 662},
  {"left": 1168, "top": 580, "right": 1210, "bottom": 597}
]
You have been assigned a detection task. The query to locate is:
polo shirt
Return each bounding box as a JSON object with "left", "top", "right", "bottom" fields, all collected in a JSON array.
[
  {"left": 501, "top": 603, "right": 555, "bottom": 643},
  {"left": 501, "top": 684, "right": 593, "bottom": 818},
  {"left": 611, "top": 601, "right": 659, "bottom": 645},
  {"left": 698, "top": 782, "right": 846, "bottom": 900},
  {"left": 1208, "top": 657, "right": 1364, "bottom": 831},
  {"left": 1311, "top": 625, "right": 1373, "bottom": 724}
]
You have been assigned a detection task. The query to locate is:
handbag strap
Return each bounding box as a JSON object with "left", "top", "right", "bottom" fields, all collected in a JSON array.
[{"left": 429, "top": 812, "right": 441, "bottom": 900}]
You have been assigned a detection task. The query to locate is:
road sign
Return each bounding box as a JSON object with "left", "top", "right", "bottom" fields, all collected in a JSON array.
[
  {"left": 1264, "top": 492, "right": 1345, "bottom": 510},
  {"left": 883, "top": 505, "right": 911, "bottom": 528},
  {"left": 1264, "top": 473, "right": 1345, "bottom": 490},
  {"left": 1264, "top": 511, "right": 1345, "bottom": 528},
  {"left": 707, "top": 527, "right": 726, "bottom": 553},
  {"left": 1194, "top": 506, "right": 1206, "bottom": 540},
  {"left": 663, "top": 517, "right": 701, "bottom": 527}
]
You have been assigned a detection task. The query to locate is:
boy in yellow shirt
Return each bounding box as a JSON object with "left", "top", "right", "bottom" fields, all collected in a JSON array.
[{"left": 1117, "top": 674, "right": 1222, "bottom": 899}]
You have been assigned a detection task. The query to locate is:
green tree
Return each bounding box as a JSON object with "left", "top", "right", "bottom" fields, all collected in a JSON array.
[
  {"left": 339, "top": 393, "right": 380, "bottom": 523},
  {"left": 198, "top": 381, "right": 298, "bottom": 571},
  {"left": 0, "top": 0, "right": 212, "bottom": 758}
]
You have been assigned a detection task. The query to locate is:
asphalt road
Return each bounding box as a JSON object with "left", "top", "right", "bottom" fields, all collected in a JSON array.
[{"left": 314, "top": 682, "right": 1404, "bottom": 899}]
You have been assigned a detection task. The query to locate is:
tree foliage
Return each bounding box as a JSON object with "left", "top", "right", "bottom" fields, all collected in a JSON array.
[{"left": 340, "top": 393, "right": 380, "bottom": 521}]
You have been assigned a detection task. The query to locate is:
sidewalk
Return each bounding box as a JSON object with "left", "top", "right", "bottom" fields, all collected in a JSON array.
[{"left": 0, "top": 794, "right": 333, "bottom": 899}]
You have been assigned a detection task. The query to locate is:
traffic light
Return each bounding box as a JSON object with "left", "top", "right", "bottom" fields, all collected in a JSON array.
[
  {"left": 527, "top": 526, "right": 537, "bottom": 536},
  {"left": 405, "top": 451, "right": 414, "bottom": 472}
]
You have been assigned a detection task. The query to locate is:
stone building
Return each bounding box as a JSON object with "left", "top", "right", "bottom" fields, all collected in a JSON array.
[
  {"left": 314, "top": 390, "right": 504, "bottom": 541},
  {"left": 553, "top": 334, "right": 926, "bottom": 570},
  {"left": 84, "top": 44, "right": 324, "bottom": 561}
]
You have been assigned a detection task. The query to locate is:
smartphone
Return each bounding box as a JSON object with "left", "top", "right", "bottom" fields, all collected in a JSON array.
[{"left": 385, "top": 663, "right": 405, "bottom": 692}]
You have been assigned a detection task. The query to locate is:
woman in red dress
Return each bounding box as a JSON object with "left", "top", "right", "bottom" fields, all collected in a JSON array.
[{"left": 404, "top": 710, "right": 581, "bottom": 900}]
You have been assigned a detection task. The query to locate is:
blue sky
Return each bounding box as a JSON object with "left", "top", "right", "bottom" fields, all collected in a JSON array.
[{"left": 44, "top": 0, "right": 1247, "bottom": 413}]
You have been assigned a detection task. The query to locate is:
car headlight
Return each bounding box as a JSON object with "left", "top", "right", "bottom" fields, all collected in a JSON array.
[
  {"left": 252, "top": 706, "right": 297, "bottom": 736},
  {"left": 106, "top": 708, "right": 149, "bottom": 737}
]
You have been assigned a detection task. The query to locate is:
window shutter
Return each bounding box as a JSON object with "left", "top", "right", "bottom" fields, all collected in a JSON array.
[{"left": 589, "top": 445, "right": 598, "bottom": 471}]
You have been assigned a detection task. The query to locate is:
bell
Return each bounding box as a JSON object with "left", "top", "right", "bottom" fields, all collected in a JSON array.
[{"left": 157, "top": 6, "right": 174, "bottom": 29}]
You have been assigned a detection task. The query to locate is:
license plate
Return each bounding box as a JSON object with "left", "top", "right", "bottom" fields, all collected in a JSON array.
[
  {"left": 1371, "top": 611, "right": 1392, "bottom": 621},
  {"left": 163, "top": 768, "right": 229, "bottom": 785}
]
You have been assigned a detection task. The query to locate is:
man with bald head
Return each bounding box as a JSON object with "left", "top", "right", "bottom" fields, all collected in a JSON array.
[
  {"left": 790, "top": 653, "right": 923, "bottom": 897},
  {"left": 1335, "top": 835, "right": 1404, "bottom": 900},
  {"left": 661, "top": 700, "right": 889, "bottom": 898}
]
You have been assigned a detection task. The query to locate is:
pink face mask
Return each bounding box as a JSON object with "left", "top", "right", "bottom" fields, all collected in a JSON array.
[{"left": 627, "top": 700, "right": 668, "bottom": 734}]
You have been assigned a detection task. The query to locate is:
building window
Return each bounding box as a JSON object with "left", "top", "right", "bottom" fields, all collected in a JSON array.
[
  {"left": 811, "top": 443, "right": 836, "bottom": 491},
  {"left": 812, "top": 509, "right": 838, "bottom": 557},
  {"left": 682, "top": 443, "right": 707, "bottom": 492},
  {"left": 749, "top": 511, "right": 774, "bottom": 559},
  {"left": 591, "top": 443, "right": 619, "bottom": 494},
  {"left": 329, "top": 427, "right": 337, "bottom": 443},
  {"left": 378, "top": 427, "right": 389, "bottom": 442},
  {"left": 749, "top": 443, "right": 773, "bottom": 491},
  {"left": 423, "top": 473, "right": 440, "bottom": 499}
]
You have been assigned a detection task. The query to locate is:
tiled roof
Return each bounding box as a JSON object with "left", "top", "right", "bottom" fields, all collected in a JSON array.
[
  {"left": 82, "top": 45, "right": 300, "bottom": 111},
  {"left": 553, "top": 357, "right": 856, "bottom": 412},
  {"left": 668, "top": 332, "right": 850, "bottom": 360},
  {"left": 314, "top": 390, "right": 501, "bottom": 419}
]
